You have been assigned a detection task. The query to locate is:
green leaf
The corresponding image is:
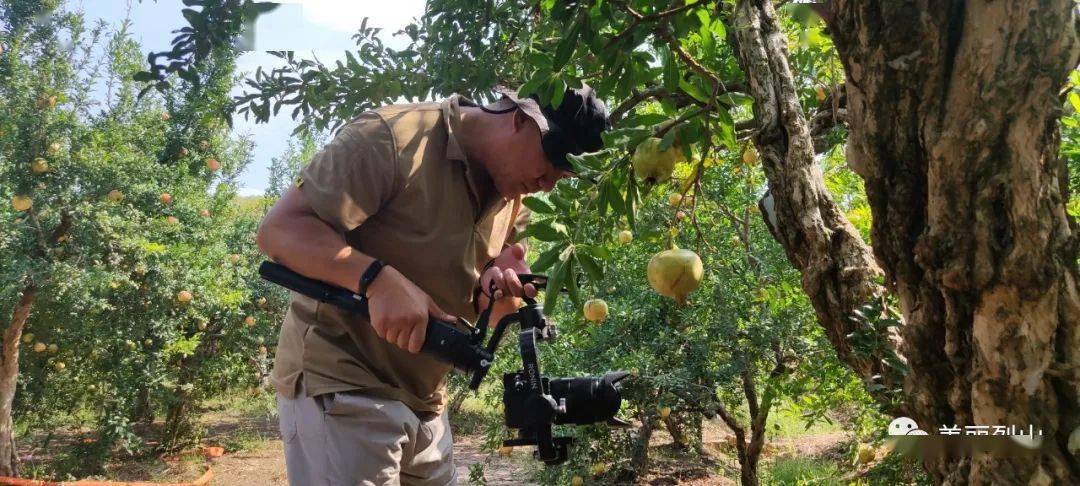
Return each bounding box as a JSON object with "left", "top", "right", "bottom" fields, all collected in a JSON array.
[
  {"left": 553, "top": 17, "right": 581, "bottom": 72},
  {"left": 576, "top": 251, "right": 604, "bottom": 283},
  {"left": 532, "top": 243, "right": 567, "bottom": 273},
  {"left": 695, "top": 8, "right": 711, "bottom": 29},
  {"left": 679, "top": 77, "right": 710, "bottom": 103},
  {"left": 132, "top": 71, "right": 156, "bottom": 82},
  {"left": 549, "top": 193, "right": 572, "bottom": 212},
  {"left": 178, "top": 67, "right": 199, "bottom": 85},
  {"left": 700, "top": 25, "right": 716, "bottom": 56},
  {"left": 662, "top": 47, "right": 679, "bottom": 93},
  {"left": 544, "top": 252, "right": 572, "bottom": 314},
  {"left": 711, "top": 19, "right": 727, "bottom": 39},
  {"left": 625, "top": 178, "right": 638, "bottom": 230},
  {"left": 551, "top": 77, "right": 567, "bottom": 109},
  {"left": 1070, "top": 92, "right": 1080, "bottom": 114},
  {"left": 522, "top": 196, "right": 555, "bottom": 214},
  {"left": 566, "top": 259, "right": 582, "bottom": 309},
  {"left": 582, "top": 244, "right": 612, "bottom": 260},
  {"left": 525, "top": 221, "right": 566, "bottom": 242},
  {"left": 519, "top": 71, "right": 550, "bottom": 98},
  {"left": 251, "top": 1, "right": 280, "bottom": 14},
  {"left": 181, "top": 8, "right": 201, "bottom": 26},
  {"left": 716, "top": 108, "right": 737, "bottom": 150},
  {"left": 659, "top": 126, "right": 678, "bottom": 150}
]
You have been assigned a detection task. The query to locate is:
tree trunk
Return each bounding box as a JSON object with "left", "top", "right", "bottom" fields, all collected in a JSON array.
[
  {"left": 0, "top": 286, "right": 36, "bottom": 477},
  {"left": 629, "top": 413, "right": 654, "bottom": 477},
  {"left": 715, "top": 403, "right": 759, "bottom": 486},
  {"left": 824, "top": 1, "right": 1080, "bottom": 483},
  {"left": 731, "top": 0, "right": 896, "bottom": 404}
]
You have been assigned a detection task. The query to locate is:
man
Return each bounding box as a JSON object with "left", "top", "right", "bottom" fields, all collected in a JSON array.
[{"left": 256, "top": 85, "right": 610, "bottom": 485}]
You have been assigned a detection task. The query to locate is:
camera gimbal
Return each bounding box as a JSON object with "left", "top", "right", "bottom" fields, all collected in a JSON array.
[{"left": 258, "top": 261, "right": 629, "bottom": 465}]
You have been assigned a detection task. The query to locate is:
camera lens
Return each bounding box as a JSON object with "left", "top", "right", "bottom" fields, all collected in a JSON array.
[{"left": 549, "top": 371, "right": 629, "bottom": 425}]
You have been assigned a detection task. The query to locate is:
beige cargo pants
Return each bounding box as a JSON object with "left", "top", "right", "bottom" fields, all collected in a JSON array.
[{"left": 277, "top": 379, "right": 457, "bottom": 485}]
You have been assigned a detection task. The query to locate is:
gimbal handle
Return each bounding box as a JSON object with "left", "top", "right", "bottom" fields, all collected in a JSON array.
[{"left": 258, "top": 261, "right": 494, "bottom": 375}]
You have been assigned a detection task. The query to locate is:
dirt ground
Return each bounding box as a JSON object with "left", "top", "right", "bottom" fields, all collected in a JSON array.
[
  {"left": 17, "top": 403, "right": 850, "bottom": 485},
  {"left": 159, "top": 415, "right": 847, "bottom": 485}
]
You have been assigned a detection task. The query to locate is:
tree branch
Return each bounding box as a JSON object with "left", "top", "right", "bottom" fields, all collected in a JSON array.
[{"left": 606, "top": 0, "right": 705, "bottom": 48}]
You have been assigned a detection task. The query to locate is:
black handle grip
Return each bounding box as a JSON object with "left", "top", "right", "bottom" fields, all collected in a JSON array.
[{"left": 258, "top": 261, "right": 492, "bottom": 373}]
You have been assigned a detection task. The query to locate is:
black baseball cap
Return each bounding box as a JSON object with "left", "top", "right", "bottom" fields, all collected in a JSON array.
[{"left": 493, "top": 84, "right": 611, "bottom": 174}]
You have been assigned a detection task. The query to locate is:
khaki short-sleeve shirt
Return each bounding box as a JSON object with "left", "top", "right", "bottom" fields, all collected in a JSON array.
[{"left": 271, "top": 95, "right": 530, "bottom": 414}]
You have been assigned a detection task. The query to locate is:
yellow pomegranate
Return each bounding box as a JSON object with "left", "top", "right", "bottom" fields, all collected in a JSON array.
[
  {"left": 244, "top": 316, "right": 256, "bottom": 327},
  {"left": 571, "top": 476, "right": 584, "bottom": 486},
  {"left": 647, "top": 248, "right": 704, "bottom": 305},
  {"left": 856, "top": 443, "right": 876, "bottom": 465},
  {"left": 21, "top": 333, "right": 34, "bottom": 344},
  {"left": 815, "top": 86, "right": 826, "bottom": 103},
  {"left": 47, "top": 142, "right": 61, "bottom": 156},
  {"left": 106, "top": 190, "right": 124, "bottom": 202},
  {"left": 229, "top": 254, "right": 241, "bottom": 264},
  {"left": 33, "top": 342, "right": 46, "bottom": 353},
  {"left": 668, "top": 193, "right": 694, "bottom": 207},
  {"left": 31, "top": 158, "right": 49, "bottom": 174},
  {"left": 165, "top": 216, "right": 180, "bottom": 225},
  {"left": 11, "top": 195, "right": 32, "bottom": 212},
  {"left": 617, "top": 230, "right": 633, "bottom": 245},
  {"left": 583, "top": 299, "right": 608, "bottom": 323},
  {"left": 47, "top": 344, "right": 58, "bottom": 354},
  {"left": 256, "top": 297, "right": 268, "bottom": 308},
  {"left": 176, "top": 290, "right": 193, "bottom": 303},
  {"left": 161, "top": 111, "right": 170, "bottom": 121},
  {"left": 660, "top": 406, "right": 671, "bottom": 419},
  {"left": 199, "top": 209, "right": 211, "bottom": 217},
  {"left": 53, "top": 362, "right": 65, "bottom": 371},
  {"left": 742, "top": 148, "right": 759, "bottom": 166},
  {"left": 590, "top": 463, "right": 608, "bottom": 476},
  {"left": 160, "top": 192, "right": 172, "bottom": 204},
  {"left": 632, "top": 137, "right": 683, "bottom": 183},
  {"left": 205, "top": 158, "right": 221, "bottom": 171}
]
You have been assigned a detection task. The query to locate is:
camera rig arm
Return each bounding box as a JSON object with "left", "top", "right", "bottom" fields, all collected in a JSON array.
[{"left": 258, "top": 260, "right": 628, "bottom": 465}]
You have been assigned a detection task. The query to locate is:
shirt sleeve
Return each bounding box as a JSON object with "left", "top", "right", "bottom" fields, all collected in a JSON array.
[{"left": 296, "top": 114, "right": 398, "bottom": 234}]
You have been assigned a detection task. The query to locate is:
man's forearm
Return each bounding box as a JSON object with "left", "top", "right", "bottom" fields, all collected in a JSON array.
[{"left": 258, "top": 213, "right": 373, "bottom": 294}]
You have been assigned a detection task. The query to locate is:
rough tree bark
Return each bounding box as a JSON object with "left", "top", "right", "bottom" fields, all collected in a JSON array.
[
  {"left": 823, "top": 1, "right": 1080, "bottom": 483},
  {"left": 0, "top": 286, "right": 35, "bottom": 477},
  {"left": 730, "top": 0, "right": 894, "bottom": 403}
]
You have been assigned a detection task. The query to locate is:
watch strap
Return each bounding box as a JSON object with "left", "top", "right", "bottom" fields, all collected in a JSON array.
[{"left": 358, "top": 260, "right": 386, "bottom": 297}]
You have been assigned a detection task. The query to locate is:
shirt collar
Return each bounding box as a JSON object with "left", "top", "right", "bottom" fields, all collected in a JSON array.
[{"left": 441, "top": 94, "right": 509, "bottom": 221}]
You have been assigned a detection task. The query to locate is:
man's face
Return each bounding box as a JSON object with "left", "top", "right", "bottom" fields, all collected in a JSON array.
[{"left": 488, "top": 111, "right": 573, "bottom": 200}]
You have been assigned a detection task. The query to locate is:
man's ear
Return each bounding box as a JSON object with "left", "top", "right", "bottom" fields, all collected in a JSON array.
[{"left": 512, "top": 109, "right": 529, "bottom": 133}]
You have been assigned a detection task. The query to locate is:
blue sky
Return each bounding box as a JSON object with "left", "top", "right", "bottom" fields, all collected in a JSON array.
[{"left": 76, "top": 0, "right": 427, "bottom": 196}]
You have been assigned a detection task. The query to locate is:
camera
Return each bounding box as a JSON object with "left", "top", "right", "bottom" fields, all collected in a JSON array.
[{"left": 258, "top": 262, "right": 629, "bottom": 465}]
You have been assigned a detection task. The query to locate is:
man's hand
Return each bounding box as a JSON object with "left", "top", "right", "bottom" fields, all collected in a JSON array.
[
  {"left": 481, "top": 243, "right": 537, "bottom": 309},
  {"left": 365, "top": 265, "right": 456, "bottom": 354}
]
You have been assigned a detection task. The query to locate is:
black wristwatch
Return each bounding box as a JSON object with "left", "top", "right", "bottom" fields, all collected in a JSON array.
[{"left": 358, "top": 260, "right": 387, "bottom": 297}]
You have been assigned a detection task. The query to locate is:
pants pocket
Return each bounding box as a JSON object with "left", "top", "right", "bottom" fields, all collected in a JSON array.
[{"left": 276, "top": 393, "right": 299, "bottom": 444}]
